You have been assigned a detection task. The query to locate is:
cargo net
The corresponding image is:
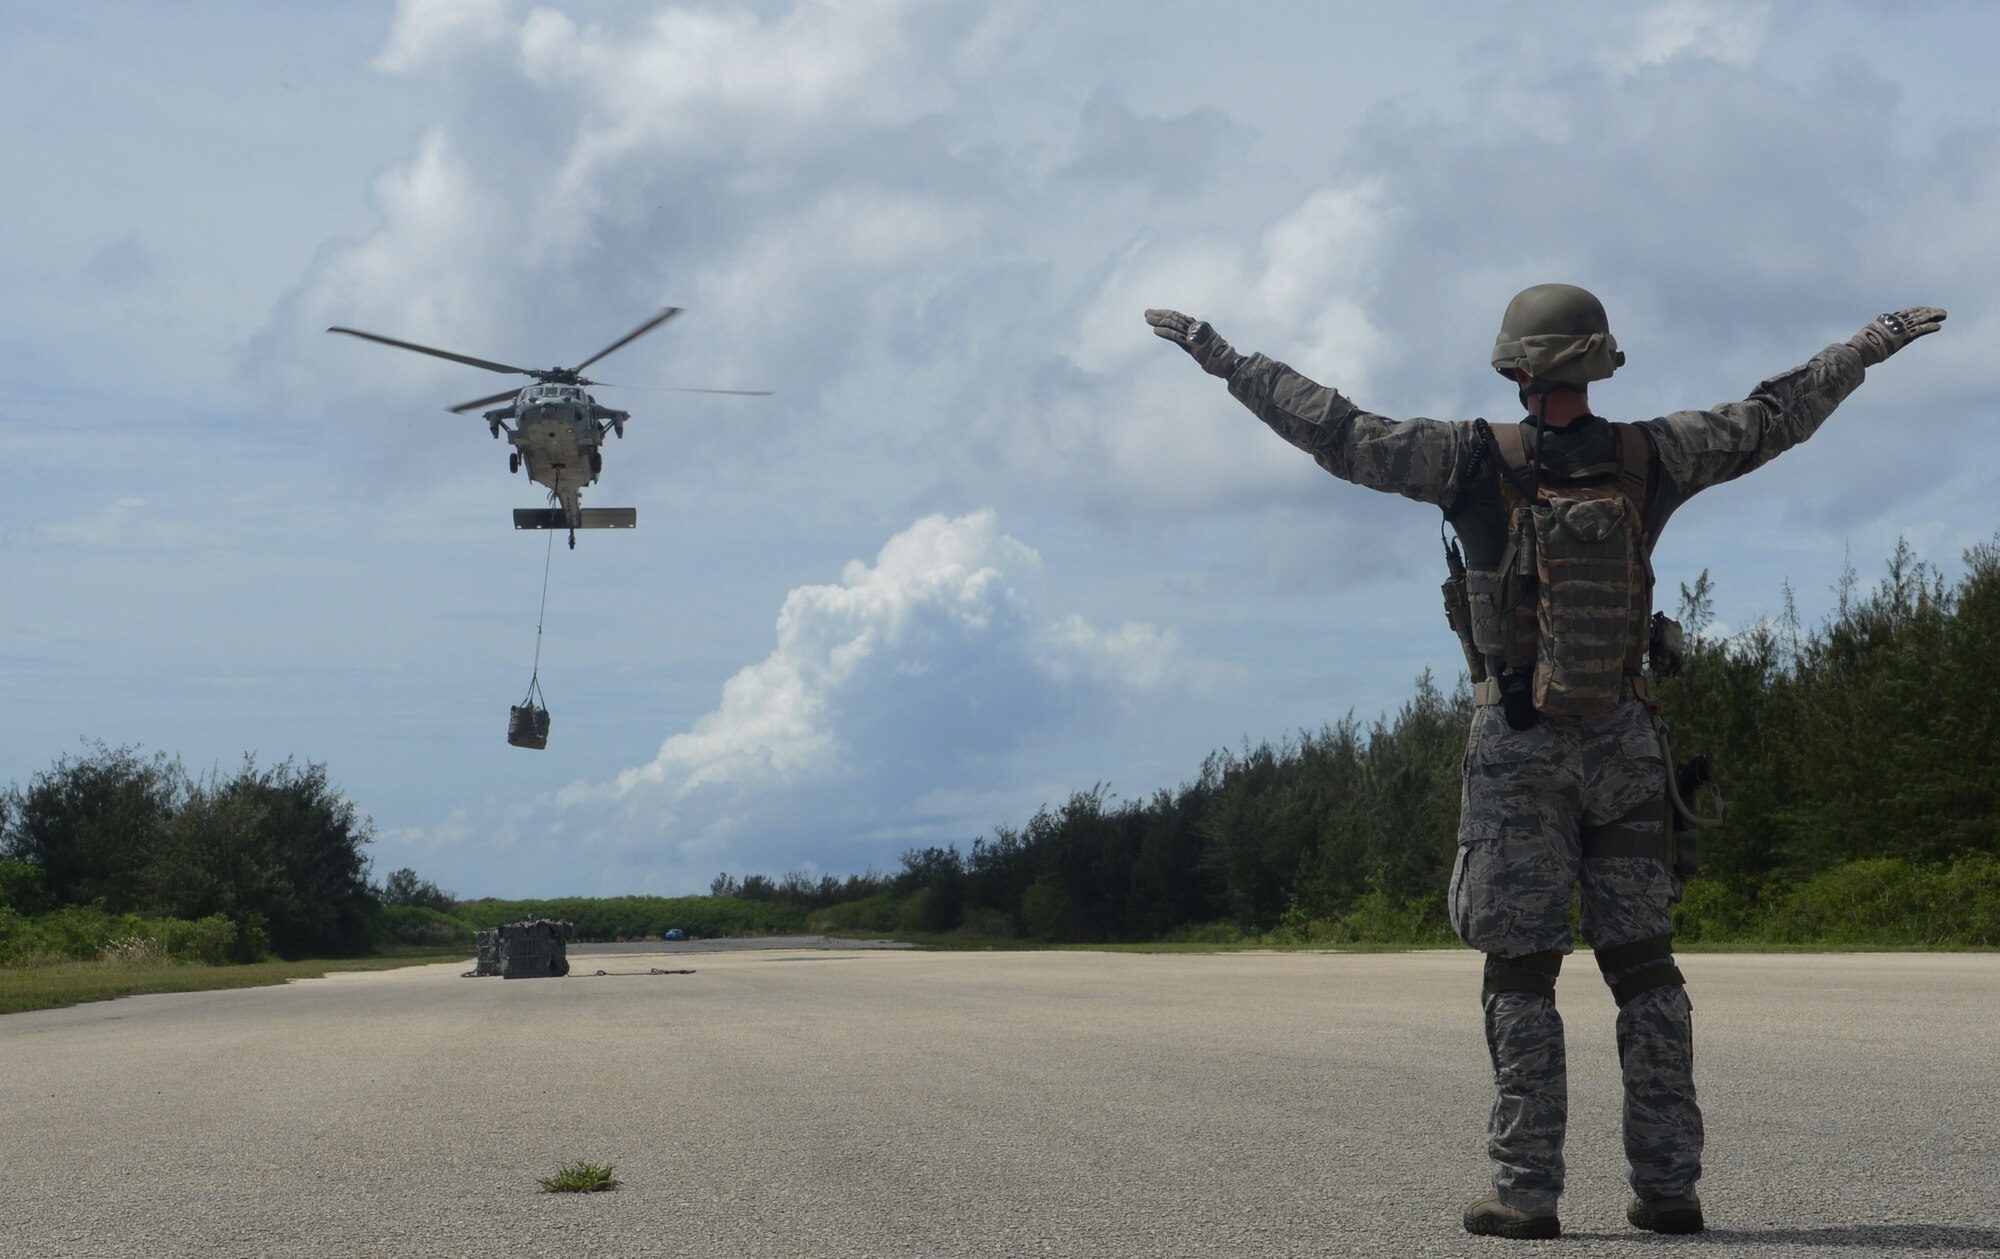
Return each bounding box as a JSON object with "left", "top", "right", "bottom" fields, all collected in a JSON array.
[
  {"left": 467, "top": 918, "right": 573, "bottom": 978},
  {"left": 508, "top": 674, "right": 550, "bottom": 749}
]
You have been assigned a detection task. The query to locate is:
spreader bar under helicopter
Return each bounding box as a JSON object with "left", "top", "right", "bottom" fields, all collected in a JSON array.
[{"left": 513, "top": 507, "right": 636, "bottom": 531}]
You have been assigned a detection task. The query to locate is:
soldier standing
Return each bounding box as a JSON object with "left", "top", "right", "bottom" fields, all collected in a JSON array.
[{"left": 1146, "top": 288, "right": 1944, "bottom": 1239}]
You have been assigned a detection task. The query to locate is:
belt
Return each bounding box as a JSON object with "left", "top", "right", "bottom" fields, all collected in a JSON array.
[{"left": 1473, "top": 674, "right": 1650, "bottom": 708}]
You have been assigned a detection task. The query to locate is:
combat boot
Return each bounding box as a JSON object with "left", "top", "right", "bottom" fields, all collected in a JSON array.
[
  {"left": 1462, "top": 1192, "right": 1560, "bottom": 1240},
  {"left": 1626, "top": 1194, "right": 1704, "bottom": 1234}
]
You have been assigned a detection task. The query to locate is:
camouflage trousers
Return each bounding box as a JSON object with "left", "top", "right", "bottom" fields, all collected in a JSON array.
[{"left": 1447, "top": 695, "right": 1703, "bottom": 1215}]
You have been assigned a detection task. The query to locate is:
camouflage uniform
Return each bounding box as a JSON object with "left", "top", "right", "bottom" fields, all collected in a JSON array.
[{"left": 1224, "top": 344, "right": 1866, "bottom": 1213}]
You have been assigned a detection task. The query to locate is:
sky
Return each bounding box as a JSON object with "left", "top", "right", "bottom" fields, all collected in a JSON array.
[{"left": 3, "top": 0, "right": 1997, "bottom": 899}]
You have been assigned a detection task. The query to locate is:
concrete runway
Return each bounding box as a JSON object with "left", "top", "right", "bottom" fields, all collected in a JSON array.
[{"left": 3, "top": 948, "right": 1997, "bottom": 1258}]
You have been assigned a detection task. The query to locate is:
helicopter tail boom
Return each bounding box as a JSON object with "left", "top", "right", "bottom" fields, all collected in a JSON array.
[{"left": 513, "top": 508, "right": 636, "bottom": 531}]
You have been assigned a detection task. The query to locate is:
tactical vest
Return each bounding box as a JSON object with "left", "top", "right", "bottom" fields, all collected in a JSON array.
[{"left": 1444, "top": 421, "right": 1655, "bottom": 718}]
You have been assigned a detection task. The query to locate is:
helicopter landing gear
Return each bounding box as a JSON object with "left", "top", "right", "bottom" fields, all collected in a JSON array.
[
  {"left": 509, "top": 452, "right": 520, "bottom": 474},
  {"left": 568, "top": 529, "right": 576, "bottom": 550},
  {"left": 589, "top": 451, "right": 602, "bottom": 475}
]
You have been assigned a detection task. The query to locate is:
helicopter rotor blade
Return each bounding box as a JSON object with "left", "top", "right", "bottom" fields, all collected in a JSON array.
[
  {"left": 447, "top": 388, "right": 526, "bottom": 414},
  {"left": 569, "top": 307, "right": 683, "bottom": 374},
  {"left": 327, "top": 326, "right": 537, "bottom": 377},
  {"left": 592, "top": 382, "right": 774, "bottom": 397}
]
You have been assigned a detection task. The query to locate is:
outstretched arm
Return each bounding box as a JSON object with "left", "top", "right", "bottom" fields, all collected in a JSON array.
[
  {"left": 1145, "top": 308, "right": 1467, "bottom": 508},
  {"left": 1642, "top": 306, "right": 1946, "bottom": 501}
]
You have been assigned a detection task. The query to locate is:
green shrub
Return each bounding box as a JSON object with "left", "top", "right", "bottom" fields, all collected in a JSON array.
[
  {"left": 0, "top": 907, "right": 260, "bottom": 967},
  {"left": 1760, "top": 855, "right": 2000, "bottom": 947},
  {"left": 953, "top": 907, "right": 1016, "bottom": 939},
  {"left": 0, "top": 859, "right": 52, "bottom": 916},
  {"left": 149, "top": 913, "right": 244, "bottom": 965},
  {"left": 1672, "top": 876, "right": 1758, "bottom": 944},
  {"left": 374, "top": 904, "right": 475, "bottom": 949},
  {"left": 0, "top": 906, "right": 65, "bottom": 966},
  {"left": 809, "top": 892, "right": 900, "bottom": 934},
  {"left": 1329, "top": 891, "right": 1453, "bottom": 944},
  {"left": 1164, "top": 921, "right": 1250, "bottom": 945},
  {"left": 1020, "top": 878, "right": 1075, "bottom": 942},
  {"left": 893, "top": 888, "right": 937, "bottom": 934},
  {"left": 1932, "top": 853, "right": 2000, "bottom": 945}
]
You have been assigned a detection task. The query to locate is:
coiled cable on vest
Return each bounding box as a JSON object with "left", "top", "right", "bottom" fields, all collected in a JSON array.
[{"left": 1654, "top": 717, "right": 1726, "bottom": 829}]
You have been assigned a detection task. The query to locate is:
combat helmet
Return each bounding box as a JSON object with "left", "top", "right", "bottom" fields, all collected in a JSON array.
[{"left": 1491, "top": 283, "right": 1625, "bottom": 388}]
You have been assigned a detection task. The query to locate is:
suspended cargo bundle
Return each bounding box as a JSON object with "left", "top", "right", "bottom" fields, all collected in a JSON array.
[{"left": 509, "top": 673, "right": 550, "bottom": 749}]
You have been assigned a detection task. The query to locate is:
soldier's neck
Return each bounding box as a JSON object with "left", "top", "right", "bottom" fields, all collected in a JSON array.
[{"left": 1522, "top": 388, "right": 1593, "bottom": 430}]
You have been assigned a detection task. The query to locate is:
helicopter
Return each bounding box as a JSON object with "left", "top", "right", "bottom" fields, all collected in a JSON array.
[{"left": 327, "top": 308, "right": 768, "bottom": 547}]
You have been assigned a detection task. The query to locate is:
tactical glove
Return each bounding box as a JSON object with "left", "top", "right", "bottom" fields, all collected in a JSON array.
[
  {"left": 1847, "top": 306, "right": 1947, "bottom": 367},
  {"left": 1145, "top": 308, "right": 1244, "bottom": 377}
]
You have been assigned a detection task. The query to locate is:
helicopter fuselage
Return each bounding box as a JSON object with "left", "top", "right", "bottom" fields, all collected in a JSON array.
[
  {"left": 486, "top": 383, "right": 626, "bottom": 527},
  {"left": 326, "top": 307, "right": 742, "bottom": 545}
]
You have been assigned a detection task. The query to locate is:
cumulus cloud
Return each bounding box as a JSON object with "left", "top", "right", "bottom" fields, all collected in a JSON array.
[
  {"left": 1071, "top": 180, "right": 1391, "bottom": 384},
  {"left": 247, "top": 0, "right": 2000, "bottom": 592},
  {"left": 510, "top": 510, "right": 1229, "bottom": 887},
  {"left": 374, "top": 0, "right": 519, "bottom": 73}
]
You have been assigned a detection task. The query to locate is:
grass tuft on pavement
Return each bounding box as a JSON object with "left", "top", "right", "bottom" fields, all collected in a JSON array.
[{"left": 539, "top": 1161, "right": 621, "bottom": 1193}]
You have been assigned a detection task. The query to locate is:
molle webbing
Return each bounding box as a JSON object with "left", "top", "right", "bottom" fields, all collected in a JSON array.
[
  {"left": 1592, "top": 934, "right": 1685, "bottom": 1006},
  {"left": 1485, "top": 421, "right": 1656, "bottom": 716},
  {"left": 1441, "top": 538, "right": 1487, "bottom": 684},
  {"left": 1483, "top": 949, "right": 1563, "bottom": 1002},
  {"left": 1535, "top": 500, "right": 1636, "bottom": 705}
]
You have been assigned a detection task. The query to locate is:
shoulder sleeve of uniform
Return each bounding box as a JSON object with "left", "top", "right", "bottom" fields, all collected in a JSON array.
[
  {"left": 1226, "top": 352, "right": 1469, "bottom": 507},
  {"left": 1636, "top": 344, "right": 1865, "bottom": 499}
]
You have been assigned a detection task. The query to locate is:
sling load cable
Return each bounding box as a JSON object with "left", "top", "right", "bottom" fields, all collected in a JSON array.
[{"left": 508, "top": 530, "right": 557, "bottom": 749}]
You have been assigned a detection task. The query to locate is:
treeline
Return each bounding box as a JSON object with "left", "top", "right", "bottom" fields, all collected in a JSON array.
[
  {"left": 458, "top": 895, "right": 807, "bottom": 941},
  {"left": 1657, "top": 539, "right": 2000, "bottom": 943},
  {"left": 715, "top": 537, "right": 2000, "bottom": 947},
  {"left": 0, "top": 748, "right": 453, "bottom": 965}
]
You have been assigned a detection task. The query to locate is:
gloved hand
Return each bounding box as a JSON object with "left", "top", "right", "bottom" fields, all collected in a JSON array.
[
  {"left": 1145, "top": 308, "right": 1243, "bottom": 377},
  {"left": 1847, "top": 306, "right": 1947, "bottom": 367}
]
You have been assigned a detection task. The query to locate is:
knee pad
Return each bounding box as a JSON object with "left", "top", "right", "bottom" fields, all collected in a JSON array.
[
  {"left": 1482, "top": 949, "right": 1562, "bottom": 1003},
  {"left": 1593, "top": 933, "right": 1685, "bottom": 1007}
]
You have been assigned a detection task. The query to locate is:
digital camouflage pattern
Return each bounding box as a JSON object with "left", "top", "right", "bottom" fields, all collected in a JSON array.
[
  {"left": 1450, "top": 698, "right": 1699, "bottom": 1211},
  {"left": 1212, "top": 339, "right": 1874, "bottom": 1216},
  {"left": 1225, "top": 343, "right": 1866, "bottom": 564}
]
